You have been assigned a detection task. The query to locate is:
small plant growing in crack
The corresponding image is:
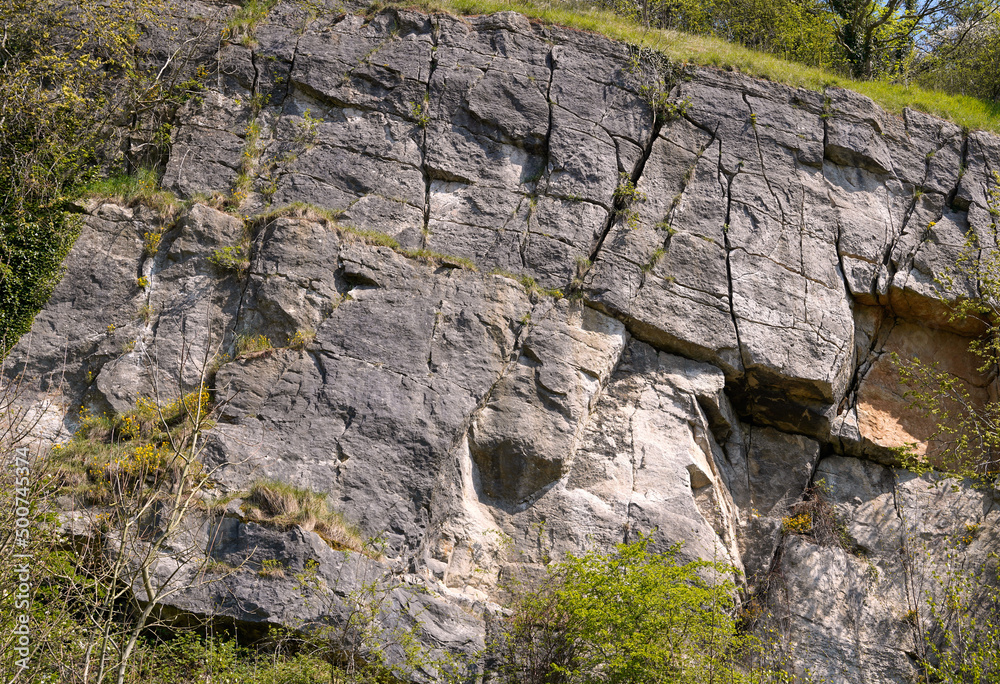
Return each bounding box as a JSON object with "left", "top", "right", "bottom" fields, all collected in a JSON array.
[
  {"left": 235, "top": 333, "right": 273, "bottom": 358},
  {"left": 294, "top": 108, "right": 323, "bottom": 146},
  {"left": 229, "top": 119, "right": 265, "bottom": 209},
  {"left": 209, "top": 244, "right": 251, "bottom": 275},
  {"left": 614, "top": 172, "right": 646, "bottom": 229},
  {"left": 136, "top": 304, "right": 154, "bottom": 324},
  {"left": 642, "top": 247, "right": 666, "bottom": 273},
  {"left": 288, "top": 328, "right": 316, "bottom": 350},
  {"left": 258, "top": 558, "right": 286, "bottom": 579},
  {"left": 640, "top": 86, "right": 688, "bottom": 122},
  {"left": 142, "top": 230, "right": 162, "bottom": 257},
  {"left": 410, "top": 94, "right": 431, "bottom": 127},
  {"left": 570, "top": 255, "right": 592, "bottom": 290},
  {"left": 656, "top": 218, "right": 677, "bottom": 235}
]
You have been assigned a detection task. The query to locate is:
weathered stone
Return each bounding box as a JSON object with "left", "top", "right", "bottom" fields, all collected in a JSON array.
[{"left": 11, "top": 4, "right": 1000, "bottom": 679}]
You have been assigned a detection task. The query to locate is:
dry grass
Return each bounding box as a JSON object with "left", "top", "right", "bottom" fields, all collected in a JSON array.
[
  {"left": 242, "top": 479, "right": 367, "bottom": 554},
  {"left": 251, "top": 201, "right": 345, "bottom": 229}
]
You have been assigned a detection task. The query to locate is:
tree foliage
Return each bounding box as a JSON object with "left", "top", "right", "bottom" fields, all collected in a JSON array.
[
  {"left": 0, "top": 0, "right": 203, "bottom": 348},
  {"left": 598, "top": 0, "right": 1000, "bottom": 88},
  {"left": 914, "top": 11, "right": 1000, "bottom": 101},
  {"left": 922, "top": 550, "right": 1000, "bottom": 683},
  {"left": 491, "top": 536, "right": 789, "bottom": 684}
]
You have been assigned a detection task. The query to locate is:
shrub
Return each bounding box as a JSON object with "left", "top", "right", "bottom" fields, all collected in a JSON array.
[
  {"left": 209, "top": 244, "right": 250, "bottom": 275},
  {"left": 919, "top": 536, "right": 1000, "bottom": 682},
  {"left": 781, "top": 481, "right": 854, "bottom": 551},
  {"left": 492, "top": 535, "right": 786, "bottom": 684}
]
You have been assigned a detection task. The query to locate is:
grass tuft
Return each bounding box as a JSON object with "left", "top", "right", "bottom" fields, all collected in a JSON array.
[
  {"left": 252, "top": 201, "right": 346, "bottom": 229},
  {"left": 224, "top": 0, "right": 280, "bottom": 46},
  {"left": 241, "top": 479, "right": 368, "bottom": 554},
  {"left": 235, "top": 333, "right": 273, "bottom": 358},
  {"left": 81, "top": 167, "right": 182, "bottom": 218},
  {"left": 489, "top": 268, "right": 564, "bottom": 298}
]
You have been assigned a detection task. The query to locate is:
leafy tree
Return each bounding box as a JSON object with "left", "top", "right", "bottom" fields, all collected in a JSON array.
[
  {"left": 491, "top": 535, "right": 788, "bottom": 684},
  {"left": 602, "top": 0, "right": 842, "bottom": 68},
  {"left": 921, "top": 548, "right": 1000, "bottom": 683},
  {"left": 0, "top": 0, "right": 205, "bottom": 348},
  {"left": 914, "top": 12, "right": 1000, "bottom": 101},
  {"left": 893, "top": 173, "right": 1000, "bottom": 681}
]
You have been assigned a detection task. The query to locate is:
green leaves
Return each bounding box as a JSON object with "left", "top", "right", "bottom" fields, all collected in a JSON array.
[
  {"left": 894, "top": 171, "right": 1000, "bottom": 479},
  {"left": 494, "top": 535, "right": 788, "bottom": 684},
  {"left": 0, "top": 0, "right": 205, "bottom": 348}
]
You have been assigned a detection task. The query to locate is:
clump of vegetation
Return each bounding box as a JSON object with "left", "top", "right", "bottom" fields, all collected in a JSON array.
[
  {"left": 224, "top": 0, "right": 281, "bottom": 46},
  {"left": 230, "top": 120, "right": 265, "bottom": 209},
  {"left": 491, "top": 534, "right": 788, "bottom": 683},
  {"left": 136, "top": 303, "right": 155, "bottom": 324},
  {"left": 209, "top": 244, "right": 251, "bottom": 275},
  {"left": 781, "top": 481, "right": 857, "bottom": 553},
  {"left": 398, "top": 247, "right": 478, "bottom": 270},
  {"left": 288, "top": 328, "right": 316, "bottom": 350},
  {"left": 251, "top": 202, "right": 345, "bottom": 233},
  {"left": 235, "top": 333, "right": 274, "bottom": 358},
  {"left": 781, "top": 511, "right": 812, "bottom": 535},
  {"left": 344, "top": 227, "right": 402, "bottom": 249},
  {"left": 613, "top": 172, "right": 647, "bottom": 228},
  {"left": 143, "top": 230, "right": 163, "bottom": 257},
  {"left": 489, "top": 269, "right": 565, "bottom": 298},
  {"left": 410, "top": 94, "right": 431, "bottom": 127},
  {"left": 641, "top": 246, "right": 666, "bottom": 273},
  {"left": 258, "top": 558, "right": 287, "bottom": 579},
  {"left": 251, "top": 204, "right": 477, "bottom": 270},
  {"left": 242, "top": 479, "right": 366, "bottom": 554},
  {"left": 81, "top": 167, "right": 182, "bottom": 219}
]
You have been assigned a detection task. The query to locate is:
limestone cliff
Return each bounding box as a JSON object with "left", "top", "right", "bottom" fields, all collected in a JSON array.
[{"left": 10, "top": 2, "right": 1000, "bottom": 681}]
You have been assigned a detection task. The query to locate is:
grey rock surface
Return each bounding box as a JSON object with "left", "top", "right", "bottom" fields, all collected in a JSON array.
[{"left": 11, "top": 2, "right": 1000, "bottom": 681}]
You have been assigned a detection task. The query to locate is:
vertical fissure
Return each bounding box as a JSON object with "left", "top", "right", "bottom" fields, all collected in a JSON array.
[
  {"left": 419, "top": 19, "right": 440, "bottom": 249},
  {"left": 586, "top": 110, "right": 665, "bottom": 267},
  {"left": 891, "top": 471, "right": 927, "bottom": 665},
  {"left": 718, "top": 138, "right": 747, "bottom": 386}
]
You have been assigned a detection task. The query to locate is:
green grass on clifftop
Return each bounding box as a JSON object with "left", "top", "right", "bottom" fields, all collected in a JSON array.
[{"left": 383, "top": 0, "right": 1000, "bottom": 133}]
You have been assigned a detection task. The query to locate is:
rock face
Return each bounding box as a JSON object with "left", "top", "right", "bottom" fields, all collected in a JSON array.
[{"left": 9, "top": 1, "right": 1000, "bottom": 681}]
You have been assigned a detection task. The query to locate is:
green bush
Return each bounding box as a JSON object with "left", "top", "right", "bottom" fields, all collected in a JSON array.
[
  {"left": 492, "top": 535, "right": 787, "bottom": 684},
  {"left": 0, "top": 0, "right": 204, "bottom": 349},
  {"left": 208, "top": 244, "right": 251, "bottom": 275}
]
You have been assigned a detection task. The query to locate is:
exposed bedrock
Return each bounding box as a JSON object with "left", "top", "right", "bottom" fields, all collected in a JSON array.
[{"left": 8, "top": 3, "right": 1000, "bottom": 681}]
